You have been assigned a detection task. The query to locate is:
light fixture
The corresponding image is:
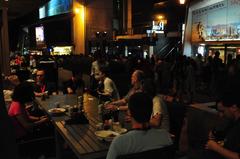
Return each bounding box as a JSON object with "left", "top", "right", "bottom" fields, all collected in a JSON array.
[
  {"left": 158, "top": 15, "right": 163, "bottom": 19},
  {"left": 179, "top": 0, "right": 186, "bottom": 4},
  {"left": 157, "top": 15, "right": 164, "bottom": 20},
  {"left": 74, "top": 8, "right": 80, "bottom": 14}
]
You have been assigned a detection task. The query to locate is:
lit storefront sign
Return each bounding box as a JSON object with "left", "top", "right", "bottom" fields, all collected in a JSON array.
[
  {"left": 51, "top": 46, "right": 73, "bottom": 55},
  {"left": 147, "top": 21, "right": 165, "bottom": 34}
]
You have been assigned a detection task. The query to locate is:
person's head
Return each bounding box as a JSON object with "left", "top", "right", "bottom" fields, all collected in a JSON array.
[
  {"left": 217, "top": 92, "right": 240, "bottom": 120},
  {"left": 7, "top": 74, "right": 20, "bottom": 86},
  {"left": 99, "top": 66, "right": 109, "bottom": 81},
  {"left": 215, "top": 51, "right": 220, "bottom": 58},
  {"left": 36, "top": 69, "right": 45, "bottom": 83},
  {"left": 142, "top": 78, "right": 156, "bottom": 98},
  {"left": 128, "top": 92, "right": 153, "bottom": 125},
  {"left": 12, "top": 82, "right": 35, "bottom": 105},
  {"left": 131, "top": 70, "right": 144, "bottom": 86},
  {"left": 29, "top": 55, "right": 34, "bottom": 60}
]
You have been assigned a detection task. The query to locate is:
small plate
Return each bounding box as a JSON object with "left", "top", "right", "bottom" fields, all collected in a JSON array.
[
  {"left": 26, "top": 79, "right": 35, "bottom": 83},
  {"left": 115, "top": 128, "right": 128, "bottom": 134},
  {"left": 48, "top": 108, "right": 66, "bottom": 115},
  {"left": 95, "top": 130, "right": 120, "bottom": 142}
]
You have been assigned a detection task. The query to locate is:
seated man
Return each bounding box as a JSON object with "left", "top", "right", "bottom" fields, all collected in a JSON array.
[
  {"left": 105, "top": 69, "right": 144, "bottom": 111},
  {"left": 62, "top": 71, "right": 85, "bottom": 95},
  {"left": 106, "top": 92, "right": 173, "bottom": 159},
  {"left": 33, "top": 69, "right": 56, "bottom": 97},
  {"left": 189, "top": 92, "right": 240, "bottom": 159}
]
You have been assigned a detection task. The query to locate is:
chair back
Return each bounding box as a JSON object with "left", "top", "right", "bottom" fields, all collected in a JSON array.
[{"left": 117, "top": 144, "right": 175, "bottom": 159}]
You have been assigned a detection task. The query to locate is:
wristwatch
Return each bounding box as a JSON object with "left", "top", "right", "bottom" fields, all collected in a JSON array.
[{"left": 116, "top": 106, "right": 120, "bottom": 111}]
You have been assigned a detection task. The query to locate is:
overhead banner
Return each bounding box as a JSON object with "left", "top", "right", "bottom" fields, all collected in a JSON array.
[
  {"left": 39, "top": 0, "right": 72, "bottom": 19},
  {"left": 192, "top": 0, "right": 240, "bottom": 42}
]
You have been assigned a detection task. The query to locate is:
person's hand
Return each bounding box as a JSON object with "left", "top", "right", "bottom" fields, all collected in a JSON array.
[
  {"left": 151, "top": 113, "right": 160, "bottom": 120},
  {"left": 124, "top": 111, "right": 131, "bottom": 122},
  {"left": 205, "top": 140, "right": 221, "bottom": 151},
  {"left": 39, "top": 117, "right": 49, "bottom": 123},
  {"left": 150, "top": 113, "right": 160, "bottom": 127},
  {"left": 104, "top": 104, "right": 117, "bottom": 111},
  {"left": 40, "top": 115, "right": 47, "bottom": 120},
  {"left": 124, "top": 115, "right": 131, "bottom": 122}
]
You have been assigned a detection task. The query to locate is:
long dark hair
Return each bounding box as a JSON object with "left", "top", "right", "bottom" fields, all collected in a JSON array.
[{"left": 12, "top": 82, "right": 35, "bottom": 104}]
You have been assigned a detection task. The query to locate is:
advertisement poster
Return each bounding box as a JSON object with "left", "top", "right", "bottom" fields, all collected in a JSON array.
[
  {"left": 192, "top": 0, "right": 240, "bottom": 42},
  {"left": 35, "top": 26, "right": 45, "bottom": 45}
]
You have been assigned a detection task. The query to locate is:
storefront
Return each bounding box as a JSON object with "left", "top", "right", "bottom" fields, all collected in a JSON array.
[{"left": 184, "top": 0, "right": 240, "bottom": 62}]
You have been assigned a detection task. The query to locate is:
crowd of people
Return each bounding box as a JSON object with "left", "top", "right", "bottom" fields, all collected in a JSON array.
[{"left": 2, "top": 50, "right": 240, "bottom": 159}]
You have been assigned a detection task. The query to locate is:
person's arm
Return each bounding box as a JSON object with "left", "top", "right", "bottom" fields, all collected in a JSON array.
[
  {"left": 150, "top": 113, "right": 161, "bottom": 127},
  {"left": 26, "top": 110, "right": 47, "bottom": 122},
  {"left": 98, "top": 90, "right": 111, "bottom": 97},
  {"left": 102, "top": 79, "right": 114, "bottom": 96},
  {"left": 16, "top": 113, "right": 49, "bottom": 130},
  {"left": 111, "top": 98, "right": 127, "bottom": 106},
  {"left": 104, "top": 98, "right": 128, "bottom": 111},
  {"left": 27, "top": 115, "right": 40, "bottom": 121},
  {"left": 206, "top": 140, "right": 240, "bottom": 159},
  {"left": 34, "top": 91, "right": 43, "bottom": 97},
  {"left": 150, "top": 96, "right": 162, "bottom": 127},
  {"left": 15, "top": 114, "right": 35, "bottom": 131}
]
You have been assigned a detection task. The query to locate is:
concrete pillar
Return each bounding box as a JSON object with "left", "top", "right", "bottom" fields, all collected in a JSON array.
[
  {"left": 0, "top": 4, "right": 18, "bottom": 154},
  {"left": 73, "top": 0, "right": 86, "bottom": 55},
  {"left": 0, "top": 2, "right": 10, "bottom": 75},
  {"left": 127, "top": 0, "right": 132, "bottom": 34}
]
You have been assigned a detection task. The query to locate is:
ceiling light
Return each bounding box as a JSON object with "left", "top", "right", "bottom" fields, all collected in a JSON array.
[{"left": 179, "top": 0, "right": 185, "bottom": 4}]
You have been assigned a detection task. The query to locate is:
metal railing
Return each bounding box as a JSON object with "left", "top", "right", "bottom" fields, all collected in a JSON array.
[{"left": 156, "top": 41, "right": 181, "bottom": 58}]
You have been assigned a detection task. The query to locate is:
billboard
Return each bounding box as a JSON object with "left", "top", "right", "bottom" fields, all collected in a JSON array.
[
  {"left": 35, "top": 26, "right": 45, "bottom": 45},
  {"left": 39, "top": 0, "right": 72, "bottom": 19},
  {"left": 192, "top": 0, "right": 240, "bottom": 42}
]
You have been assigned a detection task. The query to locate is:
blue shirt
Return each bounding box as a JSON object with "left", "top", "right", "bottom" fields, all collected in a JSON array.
[{"left": 107, "top": 128, "right": 173, "bottom": 159}]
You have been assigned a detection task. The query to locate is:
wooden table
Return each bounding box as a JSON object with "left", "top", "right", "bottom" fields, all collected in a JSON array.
[{"left": 36, "top": 94, "right": 112, "bottom": 159}]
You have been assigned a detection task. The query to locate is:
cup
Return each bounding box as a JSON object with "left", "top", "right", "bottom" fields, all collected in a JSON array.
[
  {"left": 103, "top": 119, "right": 112, "bottom": 130},
  {"left": 54, "top": 102, "right": 60, "bottom": 108},
  {"left": 72, "top": 105, "right": 79, "bottom": 112},
  {"left": 96, "top": 123, "right": 103, "bottom": 130},
  {"left": 112, "top": 122, "right": 121, "bottom": 132},
  {"left": 68, "top": 106, "right": 74, "bottom": 115}
]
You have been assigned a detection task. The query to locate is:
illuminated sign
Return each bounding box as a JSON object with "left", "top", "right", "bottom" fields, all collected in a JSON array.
[
  {"left": 39, "top": 0, "right": 73, "bottom": 19},
  {"left": 35, "top": 26, "right": 45, "bottom": 45},
  {"left": 192, "top": 0, "right": 240, "bottom": 42},
  {"left": 51, "top": 46, "right": 73, "bottom": 55},
  {"left": 147, "top": 21, "right": 165, "bottom": 34}
]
